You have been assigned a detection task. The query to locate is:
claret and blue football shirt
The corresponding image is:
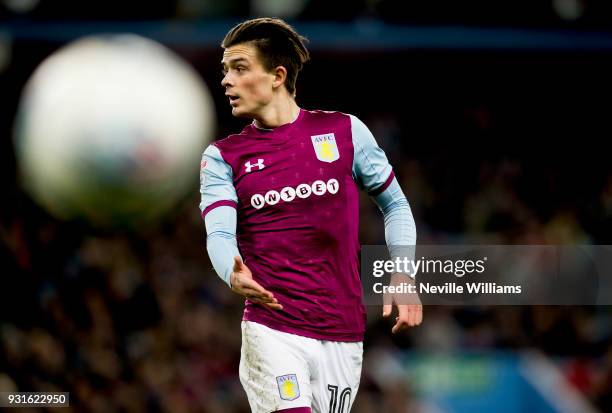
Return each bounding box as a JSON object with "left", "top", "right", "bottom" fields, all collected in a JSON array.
[{"left": 200, "top": 108, "right": 414, "bottom": 342}]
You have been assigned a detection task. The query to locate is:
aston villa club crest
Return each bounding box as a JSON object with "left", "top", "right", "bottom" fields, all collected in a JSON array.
[
  {"left": 276, "top": 374, "right": 300, "bottom": 401},
  {"left": 311, "top": 133, "right": 339, "bottom": 163}
]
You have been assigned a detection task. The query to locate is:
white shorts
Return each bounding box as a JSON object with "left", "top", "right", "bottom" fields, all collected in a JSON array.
[{"left": 239, "top": 321, "right": 363, "bottom": 413}]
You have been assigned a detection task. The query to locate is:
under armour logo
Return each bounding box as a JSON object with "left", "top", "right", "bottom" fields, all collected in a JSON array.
[{"left": 245, "top": 159, "right": 265, "bottom": 173}]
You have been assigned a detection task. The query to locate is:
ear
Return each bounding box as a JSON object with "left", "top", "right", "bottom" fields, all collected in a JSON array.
[{"left": 272, "top": 66, "right": 288, "bottom": 90}]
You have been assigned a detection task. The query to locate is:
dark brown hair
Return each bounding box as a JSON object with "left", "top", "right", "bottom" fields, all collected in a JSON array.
[{"left": 221, "top": 18, "right": 310, "bottom": 95}]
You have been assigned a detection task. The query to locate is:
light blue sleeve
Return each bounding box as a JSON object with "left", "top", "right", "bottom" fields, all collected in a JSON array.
[
  {"left": 199, "top": 145, "right": 238, "bottom": 213},
  {"left": 372, "top": 180, "right": 417, "bottom": 276},
  {"left": 205, "top": 207, "right": 239, "bottom": 287},
  {"left": 350, "top": 114, "right": 393, "bottom": 194},
  {"left": 199, "top": 145, "right": 240, "bottom": 288},
  {"left": 351, "top": 115, "right": 417, "bottom": 273}
]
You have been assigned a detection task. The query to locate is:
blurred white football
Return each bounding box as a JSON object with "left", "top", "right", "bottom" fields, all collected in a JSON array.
[{"left": 14, "top": 34, "right": 215, "bottom": 227}]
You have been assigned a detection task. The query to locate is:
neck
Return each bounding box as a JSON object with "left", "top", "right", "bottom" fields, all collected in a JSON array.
[{"left": 253, "top": 95, "right": 300, "bottom": 129}]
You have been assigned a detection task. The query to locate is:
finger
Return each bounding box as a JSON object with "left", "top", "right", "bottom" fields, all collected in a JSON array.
[
  {"left": 391, "top": 305, "right": 409, "bottom": 333},
  {"left": 397, "top": 304, "right": 409, "bottom": 324},
  {"left": 411, "top": 305, "right": 422, "bottom": 326},
  {"left": 249, "top": 296, "right": 283, "bottom": 310},
  {"left": 239, "top": 278, "right": 274, "bottom": 297},
  {"left": 242, "top": 287, "right": 275, "bottom": 303},
  {"left": 246, "top": 292, "right": 277, "bottom": 303},
  {"left": 415, "top": 306, "right": 423, "bottom": 325},
  {"left": 240, "top": 280, "right": 279, "bottom": 304},
  {"left": 404, "top": 305, "right": 421, "bottom": 327},
  {"left": 249, "top": 295, "right": 279, "bottom": 304},
  {"left": 382, "top": 304, "right": 392, "bottom": 318},
  {"left": 392, "top": 318, "right": 406, "bottom": 334},
  {"left": 405, "top": 305, "right": 414, "bottom": 326},
  {"left": 263, "top": 301, "right": 284, "bottom": 310}
]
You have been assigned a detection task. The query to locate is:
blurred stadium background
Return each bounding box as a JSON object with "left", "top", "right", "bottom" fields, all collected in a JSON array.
[{"left": 1, "top": 1, "right": 612, "bottom": 412}]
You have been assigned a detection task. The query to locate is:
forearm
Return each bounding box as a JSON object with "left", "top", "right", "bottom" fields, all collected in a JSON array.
[
  {"left": 373, "top": 178, "right": 417, "bottom": 272},
  {"left": 205, "top": 206, "right": 240, "bottom": 287}
]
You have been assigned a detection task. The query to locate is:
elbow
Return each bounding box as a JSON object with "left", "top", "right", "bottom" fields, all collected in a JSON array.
[
  {"left": 381, "top": 196, "right": 410, "bottom": 215},
  {"left": 206, "top": 230, "right": 236, "bottom": 243}
]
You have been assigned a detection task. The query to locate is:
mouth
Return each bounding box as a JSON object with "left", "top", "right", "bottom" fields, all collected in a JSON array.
[{"left": 226, "top": 94, "right": 240, "bottom": 106}]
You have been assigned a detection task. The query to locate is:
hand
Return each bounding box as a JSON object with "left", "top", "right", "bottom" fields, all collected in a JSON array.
[
  {"left": 230, "top": 256, "right": 283, "bottom": 310},
  {"left": 382, "top": 273, "right": 423, "bottom": 333}
]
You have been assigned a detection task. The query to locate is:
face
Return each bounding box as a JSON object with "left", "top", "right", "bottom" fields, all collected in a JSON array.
[{"left": 221, "top": 43, "right": 276, "bottom": 118}]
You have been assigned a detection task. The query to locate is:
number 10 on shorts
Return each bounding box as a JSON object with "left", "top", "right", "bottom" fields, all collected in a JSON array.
[{"left": 327, "top": 385, "right": 352, "bottom": 413}]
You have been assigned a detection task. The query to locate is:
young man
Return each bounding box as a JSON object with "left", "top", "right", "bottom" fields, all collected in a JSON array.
[{"left": 200, "top": 18, "right": 421, "bottom": 413}]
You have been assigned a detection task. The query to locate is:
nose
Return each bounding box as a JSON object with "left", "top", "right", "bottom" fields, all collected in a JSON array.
[{"left": 221, "top": 72, "right": 231, "bottom": 88}]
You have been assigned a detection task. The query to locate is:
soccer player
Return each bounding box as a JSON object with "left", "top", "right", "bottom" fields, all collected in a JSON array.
[{"left": 200, "top": 18, "right": 421, "bottom": 413}]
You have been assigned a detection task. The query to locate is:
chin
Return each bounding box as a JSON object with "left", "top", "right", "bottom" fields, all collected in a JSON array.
[{"left": 231, "top": 107, "right": 253, "bottom": 119}]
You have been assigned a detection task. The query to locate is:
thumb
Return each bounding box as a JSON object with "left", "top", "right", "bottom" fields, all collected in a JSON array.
[
  {"left": 383, "top": 304, "right": 392, "bottom": 318},
  {"left": 233, "top": 256, "right": 243, "bottom": 272}
]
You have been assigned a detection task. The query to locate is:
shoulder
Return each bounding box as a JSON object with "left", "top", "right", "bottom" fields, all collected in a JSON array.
[
  {"left": 303, "top": 108, "right": 351, "bottom": 121},
  {"left": 347, "top": 114, "right": 371, "bottom": 136},
  {"left": 304, "top": 109, "right": 368, "bottom": 128},
  {"left": 202, "top": 129, "right": 251, "bottom": 166},
  {"left": 213, "top": 130, "right": 248, "bottom": 148},
  {"left": 201, "top": 144, "right": 232, "bottom": 178},
  {"left": 209, "top": 126, "right": 257, "bottom": 156},
  {"left": 300, "top": 109, "right": 355, "bottom": 134}
]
